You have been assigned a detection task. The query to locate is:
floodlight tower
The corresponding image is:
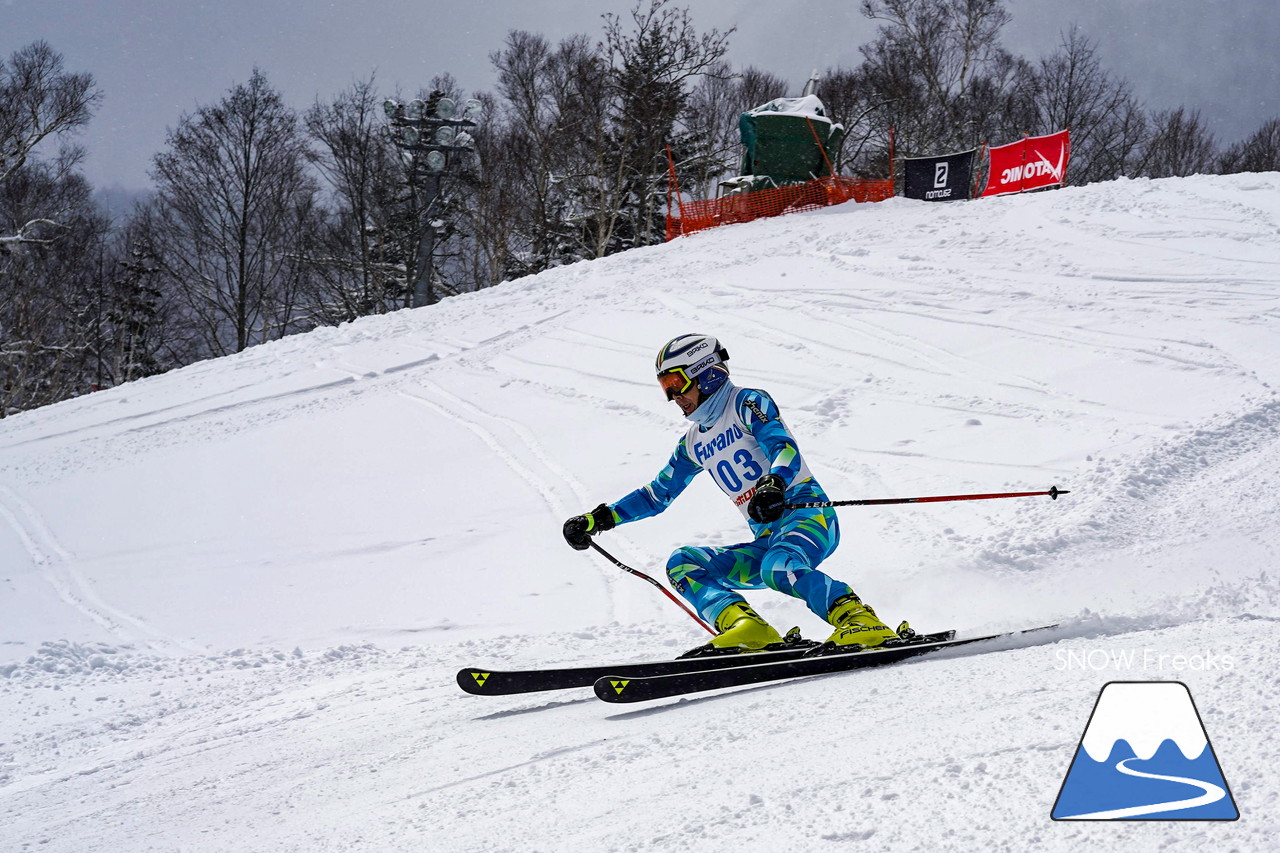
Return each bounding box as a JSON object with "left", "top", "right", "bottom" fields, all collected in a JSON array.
[{"left": 382, "top": 92, "right": 483, "bottom": 308}]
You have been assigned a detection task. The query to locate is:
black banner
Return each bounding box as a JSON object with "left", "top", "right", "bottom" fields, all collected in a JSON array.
[{"left": 904, "top": 149, "right": 976, "bottom": 202}]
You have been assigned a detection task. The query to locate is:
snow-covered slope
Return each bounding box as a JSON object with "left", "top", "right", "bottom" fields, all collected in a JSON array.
[{"left": 2, "top": 174, "right": 1278, "bottom": 850}]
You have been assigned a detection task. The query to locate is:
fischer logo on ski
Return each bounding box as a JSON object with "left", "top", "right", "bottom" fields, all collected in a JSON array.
[
  {"left": 469, "top": 672, "right": 490, "bottom": 687},
  {"left": 608, "top": 679, "right": 630, "bottom": 695}
]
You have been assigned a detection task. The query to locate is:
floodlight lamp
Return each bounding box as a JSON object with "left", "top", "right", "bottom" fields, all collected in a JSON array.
[
  {"left": 435, "top": 97, "right": 456, "bottom": 119},
  {"left": 403, "top": 126, "right": 420, "bottom": 146},
  {"left": 454, "top": 131, "right": 474, "bottom": 149},
  {"left": 435, "top": 126, "right": 456, "bottom": 145},
  {"left": 426, "top": 150, "right": 446, "bottom": 172},
  {"left": 406, "top": 99, "right": 426, "bottom": 120},
  {"left": 463, "top": 99, "right": 483, "bottom": 121},
  {"left": 383, "top": 99, "right": 400, "bottom": 120}
]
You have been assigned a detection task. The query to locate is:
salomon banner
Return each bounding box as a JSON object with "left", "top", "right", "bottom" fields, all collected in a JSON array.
[
  {"left": 904, "top": 149, "right": 976, "bottom": 202},
  {"left": 980, "top": 129, "right": 1071, "bottom": 197}
]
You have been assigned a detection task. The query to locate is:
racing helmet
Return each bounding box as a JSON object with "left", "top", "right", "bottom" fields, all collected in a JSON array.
[{"left": 655, "top": 334, "right": 730, "bottom": 400}]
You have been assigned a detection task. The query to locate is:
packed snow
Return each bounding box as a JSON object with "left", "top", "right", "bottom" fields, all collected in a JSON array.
[{"left": 2, "top": 173, "right": 1279, "bottom": 851}]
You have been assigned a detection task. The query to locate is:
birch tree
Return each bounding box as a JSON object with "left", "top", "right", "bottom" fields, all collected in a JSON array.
[
  {"left": 0, "top": 40, "right": 101, "bottom": 254},
  {"left": 149, "top": 71, "right": 319, "bottom": 356}
]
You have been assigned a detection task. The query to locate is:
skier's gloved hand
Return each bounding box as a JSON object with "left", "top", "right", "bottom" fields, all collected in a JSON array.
[
  {"left": 747, "top": 474, "right": 787, "bottom": 524},
  {"left": 562, "top": 503, "right": 616, "bottom": 550}
]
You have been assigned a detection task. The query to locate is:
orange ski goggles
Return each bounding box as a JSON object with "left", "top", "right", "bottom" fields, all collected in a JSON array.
[{"left": 658, "top": 368, "right": 696, "bottom": 400}]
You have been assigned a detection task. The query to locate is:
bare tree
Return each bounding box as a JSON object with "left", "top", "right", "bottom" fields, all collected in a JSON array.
[
  {"left": 452, "top": 90, "right": 527, "bottom": 289},
  {"left": 1027, "top": 29, "right": 1144, "bottom": 184},
  {"left": 0, "top": 42, "right": 109, "bottom": 415},
  {"left": 811, "top": 67, "right": 879, "bottom": 174},
  {"left": 859, "top": 0, "right": 1014, "bottom": 153},
  {"left": 0, "top": 161, "right": 110, "bottom": 414},
  {"left": 304, "top": 76, "right": 409, "bottom": 321},
  {"left": 488, "top": 31, "right": 607, "bottom": 276},
  {"left": 0, "top": 41, "right": 102, "bottom": 253},
  {"left": 963, "top": 49, "right": 1038, "bottom": 146},
  {"left": 1087, "top": 94, "right": 1149, "bottom": 181},
  {"left": 683, "top": 63, "right": 790, "bottom": 195},
  {"left": 546, "top": 38, "right": 614, "bottom": 260},
  {"left": 149, "top": 70, "right": 320, "bottom": 357},
  {"left": 1219, "top": 117, "right": 1280, "bottom": 173},
  {"left": 1139, "top": 107, "right": 1218, "bottom": 178},
  {"left": 486, "top": 5, "right": 732, "bottom": 265}
]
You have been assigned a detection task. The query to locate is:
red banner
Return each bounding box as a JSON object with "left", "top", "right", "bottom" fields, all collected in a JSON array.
[{"left": 980, "top": 129, "right": 1071, "bottom": 197}]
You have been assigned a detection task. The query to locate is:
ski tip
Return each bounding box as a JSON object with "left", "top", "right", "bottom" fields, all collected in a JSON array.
[
  {"left": 457, "top": 669, "right": 496, "bottom": 694},
  {"left": 594, "top": 676, "right": 635, "bottom": 703}
]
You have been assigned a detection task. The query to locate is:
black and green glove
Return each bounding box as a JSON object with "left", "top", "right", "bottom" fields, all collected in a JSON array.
[
  {"left": 562, "top": 503, "right": 616, "bottom": 550},
  {"left": 747, "top": 474, "right": 787, "bottom": 524}
]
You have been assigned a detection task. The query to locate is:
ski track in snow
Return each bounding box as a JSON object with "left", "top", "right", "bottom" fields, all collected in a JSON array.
[
  {"left": 396, "top": 380, "right": 624, "bottom": 623},
  {"left": 0, "top": 486, "right": 199, "bottom": 655},
  {"left": 1, "top": 174, "right": 1278, "bottom": 851}
]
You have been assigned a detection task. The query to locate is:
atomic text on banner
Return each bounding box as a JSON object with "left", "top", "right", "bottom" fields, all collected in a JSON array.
[{"left": 980, "top": 129, "right": 1071, "bottom": 197}]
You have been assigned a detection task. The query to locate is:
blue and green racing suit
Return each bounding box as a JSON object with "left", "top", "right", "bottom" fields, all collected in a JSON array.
[{"left": 605, "top": 380, "right": 854, "bottom": 625}]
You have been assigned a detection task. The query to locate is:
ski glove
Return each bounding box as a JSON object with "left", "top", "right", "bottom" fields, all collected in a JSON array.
[
  {"left": 747, "top": 474, "right": 787, "bottom": 524},
  {"left": 563, "top": 503, "right": 616, "bottom": 550}
]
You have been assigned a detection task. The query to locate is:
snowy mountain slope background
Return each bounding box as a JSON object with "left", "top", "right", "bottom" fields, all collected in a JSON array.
[{"left": 2, "top": 173, "right": 1279, "bottom": 850}]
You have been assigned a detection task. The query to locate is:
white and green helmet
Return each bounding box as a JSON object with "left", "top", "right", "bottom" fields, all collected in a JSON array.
[{"left": 655, "top": 334, "right": 730, "bottom": 399}]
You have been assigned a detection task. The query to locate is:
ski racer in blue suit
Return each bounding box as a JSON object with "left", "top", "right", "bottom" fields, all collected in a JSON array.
[{"left": 563, "top": 334, "right": 899, "bottom": 654}]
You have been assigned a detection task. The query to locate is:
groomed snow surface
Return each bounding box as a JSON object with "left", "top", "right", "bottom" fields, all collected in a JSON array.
[{"left": 3, "top": 174, "right": 1279, "bottom": 851}]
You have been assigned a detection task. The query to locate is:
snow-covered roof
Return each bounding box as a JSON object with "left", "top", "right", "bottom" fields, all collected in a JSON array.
[{"left": 745, "top": 94, "right": 831, "bottom": 124}]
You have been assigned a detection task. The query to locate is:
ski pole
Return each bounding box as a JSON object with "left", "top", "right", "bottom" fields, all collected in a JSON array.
[
  {"left": 588, "top": 540, "right": 717, "bottom": 636},
  {"left": 785, "top": 484, "right": 1069, "bottom": 510}
]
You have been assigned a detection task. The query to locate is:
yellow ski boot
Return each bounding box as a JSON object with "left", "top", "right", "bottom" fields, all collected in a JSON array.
[
  {"left": 711, "top": 602, "right": 783, "bottom": 651},
  {"left": 682, "top": 602, "right": 782, "bottom": 657},
  {"left": 824, "top": 593, "right": 897, "bottom": 649}
]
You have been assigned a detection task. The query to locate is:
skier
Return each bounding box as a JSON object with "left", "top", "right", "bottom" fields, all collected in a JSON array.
[{"left": 563, "top": 333, "right": 899, "bottom": 654}]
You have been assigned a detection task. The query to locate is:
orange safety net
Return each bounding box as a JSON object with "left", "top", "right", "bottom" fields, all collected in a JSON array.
[{"left": 665, "top": 175, "right": 894, "bottom": 241}]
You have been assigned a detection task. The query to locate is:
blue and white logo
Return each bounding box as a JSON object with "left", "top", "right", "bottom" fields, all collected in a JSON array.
[{"left": 1052, "top": 681, "right": 1238, "bottom": 820}]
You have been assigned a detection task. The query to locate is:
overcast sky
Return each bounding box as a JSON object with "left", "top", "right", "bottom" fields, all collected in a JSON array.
[{"left": 8, "top": 0, "right": 1278, "bottom": 192}]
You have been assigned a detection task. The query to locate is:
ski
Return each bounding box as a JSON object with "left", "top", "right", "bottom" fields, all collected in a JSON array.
[
  {"left": 593, "top": 625, "right": 1059, "bottom": 703},
  {"left": 457, "top": 641, "right": 816, "bottom": 696}
]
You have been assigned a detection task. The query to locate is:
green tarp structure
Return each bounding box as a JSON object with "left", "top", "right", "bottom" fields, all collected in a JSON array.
[{"left": 738, "top": 95, "right": 844, "bottom": 185}]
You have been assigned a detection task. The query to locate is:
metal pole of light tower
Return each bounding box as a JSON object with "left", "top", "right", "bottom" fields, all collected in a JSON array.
[
  {"left": 412, "top": 171, "right": 442, "bottom": 309},
  {"left": 383, "top": 94, "right": 482, "bottom": 309}
]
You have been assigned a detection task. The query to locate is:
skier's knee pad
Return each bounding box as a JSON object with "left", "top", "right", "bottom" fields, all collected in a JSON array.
[{"left": 666, "top": 546, "right": 704, "bottom": 582}]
